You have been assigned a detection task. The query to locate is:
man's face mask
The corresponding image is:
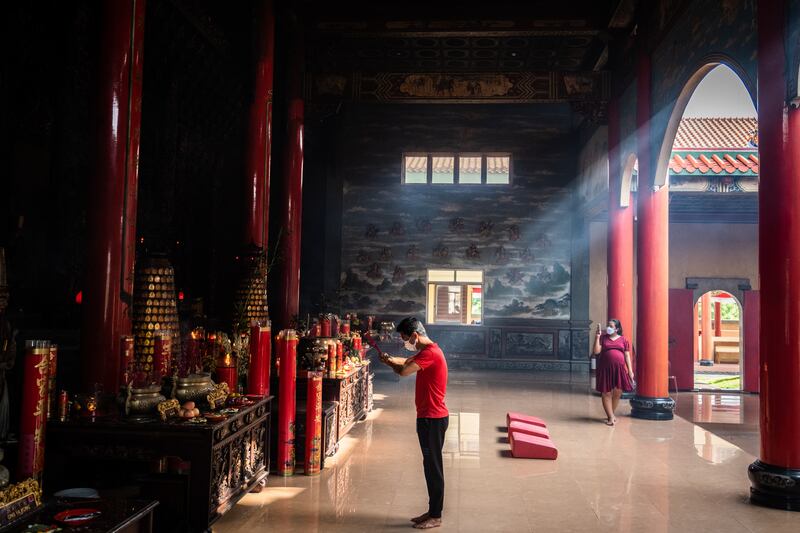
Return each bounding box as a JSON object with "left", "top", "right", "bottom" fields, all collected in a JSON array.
[{"left": 403, "top": 334, "right": 417, "bottom": 352}]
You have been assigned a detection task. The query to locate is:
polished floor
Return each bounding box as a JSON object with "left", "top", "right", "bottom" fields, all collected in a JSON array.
[{"left": 214, "top": 371, "right": 800, "bottom": 532}]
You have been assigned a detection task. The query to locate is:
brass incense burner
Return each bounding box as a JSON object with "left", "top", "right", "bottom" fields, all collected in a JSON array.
[
  {"left": 123, "top": 384, "right": 166, "bottom": 417},
  {"left": 173, "top": 373, "right": 216, "bottom": 404}
]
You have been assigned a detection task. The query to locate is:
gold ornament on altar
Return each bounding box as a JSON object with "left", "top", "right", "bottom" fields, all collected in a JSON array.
[
  {"left": 207, "top": 382, "right": 230, "bottom": 410},
  {"left": 131, "top": 256, "right": 181, "bottom": 381}
]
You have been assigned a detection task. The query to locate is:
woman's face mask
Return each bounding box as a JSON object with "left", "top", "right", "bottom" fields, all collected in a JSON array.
[{"left": 606, "top": 326, "right": 617, "bottom": 335}]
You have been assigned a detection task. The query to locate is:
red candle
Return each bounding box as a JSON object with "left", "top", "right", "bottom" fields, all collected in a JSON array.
[
  {"left": 304, "top": 371, "right": 323, "bottom": 475},
  {"left": 183, "top": 329, "right": 202, "bottom": 377},
  {"left": 46, "top": 344, "right": 58, "bottom": 420},
  {"left": 336, "top": 340, "right": 343, "bottom": 373},
  {"left": 277, "top": 329, "right": 297, "bottom": 476},
  {"left": 119, "top": 335, "right": 134, "bottom": 387},
  {"left": 247, "top": 322, "right": 272, "bottom": 396},
  {"left": 320, "top": 315, "right": 331, "bottom": 337},
  {"left": 216, "top": 353, "right": 238, "bottom": 393},
  {"left": 327, "top": 342, "right": 336, "bottom": 376},
  {"left": 153, "top": 332, "right": 171, "bottom": 383},
  {"left": 341, "top": 320, "right": 351, "bottom": 336},
  {"left": 19, "top": 340, "right": 50, "bottom": 480}
]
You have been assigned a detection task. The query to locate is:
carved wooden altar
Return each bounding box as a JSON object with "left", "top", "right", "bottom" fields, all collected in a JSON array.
[
  {"left": 290, "top": 362, "right": 373, "bottom": 467},
  {"left": 44, "top": 397, "right": 272, "bottom": 533}
]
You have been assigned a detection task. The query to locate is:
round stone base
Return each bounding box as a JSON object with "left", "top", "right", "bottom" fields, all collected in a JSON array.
[
  {"left": 629, "top": 395, "right": 675, "bottom": 420},
  {"left": 748, "top": 460, "right": 800, "bottom": 511}
]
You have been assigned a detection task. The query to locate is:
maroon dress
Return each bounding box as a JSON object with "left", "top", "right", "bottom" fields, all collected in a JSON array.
[{"left": 596, "top": 334, "right": 633, "bottom": 393}]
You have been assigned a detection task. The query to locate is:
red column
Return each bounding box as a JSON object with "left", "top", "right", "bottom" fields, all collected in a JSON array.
[
  {"left": 606, "top": 98, "right": 634, "bottom": 339},
  {"left": 630, "top": 48, "right": 673, "bottom": 420},
  {"left": 82, "top": 0, "right": 146, "bottom": 391},
  {"left": 714, "top": 301, "right": 722, "bottom": 337},
  {"left": 748, "top": 0, "right": 800, "bottom": 509},
  {"left": 693, "top": 299, "right": 700, "bottom": 362},
  {"left": 245, "top": 0, "right": 275, "bottom": 248},
  {"left": 274, "top": 30, "right": 304, "bottom": 332},
  {"left": 701, "top": 293, "right": 713, "bottom": 362}
]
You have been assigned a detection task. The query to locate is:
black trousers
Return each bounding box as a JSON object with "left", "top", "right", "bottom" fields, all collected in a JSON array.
[{"left": 416, "top": 416, "right": 449, "bottom": 518}]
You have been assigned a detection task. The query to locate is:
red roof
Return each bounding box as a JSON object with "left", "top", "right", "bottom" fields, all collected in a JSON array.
[
  {"left": 673, "top": 117, "right": 758, "bottom": 149},
  {"left": 405, "top": 155, "right": 509, "bottom": 174},
  {"left": 669, "top": 117, "right": 759, "bottom": 176},
  {"left": 669, "top": 151, "right": 759, "bottom": 175}
]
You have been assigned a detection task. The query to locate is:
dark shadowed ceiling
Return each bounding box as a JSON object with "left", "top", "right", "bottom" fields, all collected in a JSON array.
[{"left": 298, "top": 0, "right": 636, "bottom": 74}]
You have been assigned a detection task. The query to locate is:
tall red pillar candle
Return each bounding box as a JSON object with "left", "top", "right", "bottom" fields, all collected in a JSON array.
[
  {"left": 18, "top": 340, "right": 50, "bottom": 480},
  {"left": 304, "top": 371, "right": 323, "bottom": 475},
  {"left": 320, "top": 315, "right": 331, "bottom": 337},
  {"left": 153, "top": 332, "right": 171, "bottom": 383},
  {"left": 336, "top": 341, "right": 343, "bottom": 373},
  {"left": 46, "top": 344, "right": 58, "bottom": 420},
  {"left": 184, "top": 329, "right": 202, "bottom": 377},
  {"left": 247, "top": 322, "right": 272, "bottom": 396},
  {"left": 341, "top": 319, "right": 350, "bottom": 336},
  {"left": 327, "top": 342, "right": 336, "bottom": 376},
  {"left": 277, "top": 330, "right": 298, "bottom": 476},
  {"left": 216, "top": 353, "right": 238, "bottom": 393}
]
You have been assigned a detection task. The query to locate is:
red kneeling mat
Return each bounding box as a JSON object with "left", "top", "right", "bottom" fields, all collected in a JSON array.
[
  {"left": 506, "top": 411, "right": 547, "bottom": 428},
  {"left": 508, "top": 420, "right": 549, "bottom": 440},
  {"left": 510, "top": 432, "right": 558, "bottom": 460}
]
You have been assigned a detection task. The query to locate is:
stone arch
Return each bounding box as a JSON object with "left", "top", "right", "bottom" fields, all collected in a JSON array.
[{"left": 653, "top": 56, "right": 756, "bottom": 187}]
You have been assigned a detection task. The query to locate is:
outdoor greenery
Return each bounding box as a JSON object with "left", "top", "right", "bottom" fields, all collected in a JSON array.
[{"left": 719, "top": 302, "right": 740, "bottom": 321}]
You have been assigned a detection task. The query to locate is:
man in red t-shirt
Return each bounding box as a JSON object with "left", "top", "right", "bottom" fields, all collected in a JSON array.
[{"left": 381, "top": 317, "right": 448, "bottom": 530}]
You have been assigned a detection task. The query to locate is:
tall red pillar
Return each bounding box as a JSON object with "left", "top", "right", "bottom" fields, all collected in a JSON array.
[
  {"left": 82, "top": 0, "right": 146, "bottom": 391},
  {"left": 701, "top": 293, "right": 713, "bottom": 362},
  {"left": 714, "top": 300, "right": 722, "bottom": 337},
  {"left": 630, "top": 47, "right": 673, "bottom": 420},
  {"left": 245, "top": 0, "right": 275, "bottom": 248},
  {"left": 748, "top": 0, "right": 800, "bottom": 510},
  {"left": 606, "top": 98, "right": 634, "bottom": 339},
  {"left": 274, "top": 29, "right": 304, "bottom": 332}
]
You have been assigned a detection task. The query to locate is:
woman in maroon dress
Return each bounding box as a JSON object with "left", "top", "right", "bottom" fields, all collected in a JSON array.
[{"left": 591, "top": 319, "right": 634, "bottom": 426}]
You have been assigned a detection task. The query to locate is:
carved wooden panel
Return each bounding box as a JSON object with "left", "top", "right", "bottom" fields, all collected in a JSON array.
[{"left": 504, "top": 332, "right": 554, "bottom": 357}]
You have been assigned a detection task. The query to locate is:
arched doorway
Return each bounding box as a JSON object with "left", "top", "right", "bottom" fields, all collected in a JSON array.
[
  {"left": 654, "top": 61, "right": 759, "bottom": 393},
  {"left": 694, "top": 290, "right": 743, "bottom": 390}
]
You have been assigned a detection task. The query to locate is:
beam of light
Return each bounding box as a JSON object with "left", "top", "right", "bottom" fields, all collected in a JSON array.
[{"left": 234, "top": 486, "right": 306, "bottom": 507}]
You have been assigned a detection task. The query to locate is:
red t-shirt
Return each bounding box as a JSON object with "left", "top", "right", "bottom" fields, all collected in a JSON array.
[{"left": 412, "top": 343, "right": 449, "bottom": 419}]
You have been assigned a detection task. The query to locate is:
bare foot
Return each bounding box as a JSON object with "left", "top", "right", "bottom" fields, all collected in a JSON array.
[
  {"left": 605, "top": 418, "right": 615, "bottom": 426},
  {"left": 411, "top": 513, "right": 429, "bottom": 524},
  {"left": 413, "top": 518, "right": 442, "bottom": 529}
]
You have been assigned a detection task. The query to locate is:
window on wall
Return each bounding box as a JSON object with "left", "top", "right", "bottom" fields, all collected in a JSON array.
[
  {"left": 427, "top": 269, "right": 483, "bottom": 325},
  {"left": 402, "top": 153, "right": 511, "bottom": 185}
]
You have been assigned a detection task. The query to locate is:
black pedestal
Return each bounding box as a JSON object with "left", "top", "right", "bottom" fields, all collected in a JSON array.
[
  {"left": 748, "top": 460, "right": 800, "bottom": 511},
  {"left": 629, "top": 395, "right": 675, "bottom": 420}
]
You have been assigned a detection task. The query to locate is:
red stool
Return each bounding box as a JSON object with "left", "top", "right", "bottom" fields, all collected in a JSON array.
[
  {"left": 506, "top": 412, "right": 547, "bottom": 428},
  {"left": 508, "top": 420, "right": 550, "bottom": 440},
  {"left": 510, "top": 432, "right": 558, "bottom": 460}
]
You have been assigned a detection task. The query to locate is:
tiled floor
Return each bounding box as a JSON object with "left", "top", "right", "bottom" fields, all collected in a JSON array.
[{"left": 213, "top": 371, "right": 800, "bottom": 532}]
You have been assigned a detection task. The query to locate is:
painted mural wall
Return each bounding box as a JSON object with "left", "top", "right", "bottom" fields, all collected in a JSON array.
[{"left": 334, "top": 104, "right": 577, "bottom": 321}]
